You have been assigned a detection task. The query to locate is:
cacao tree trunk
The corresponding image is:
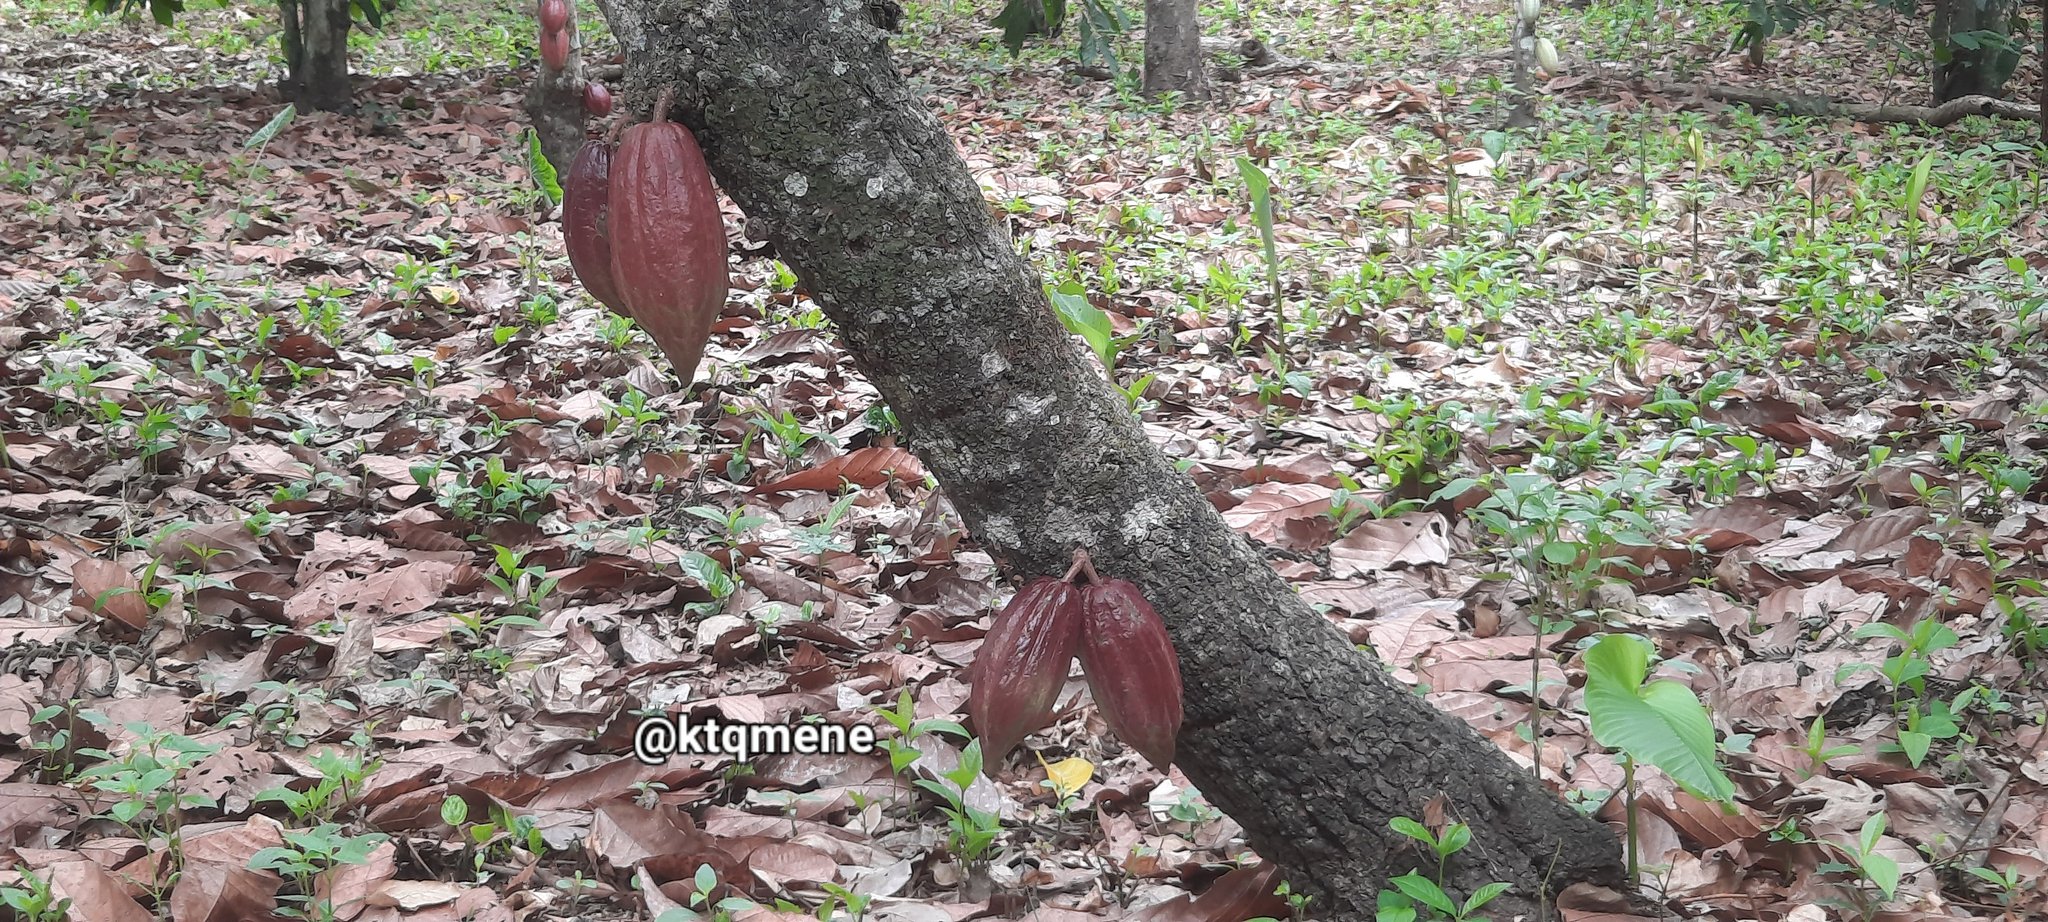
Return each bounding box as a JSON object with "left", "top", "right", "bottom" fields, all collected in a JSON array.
[
  {"left": 526, "top": 8, "right": 588, "bottom": 176},
  {"left": 1929, "top": 0, "right": 2021, "bottom": 102},
  {"left": 1506, "top": 3, "right": 1537, "bottom": 128},
  {"left": 1141, "top": 0, "right": 1207, "bottom": 100},
  {"left": 279, "top": 0, "right": 353, "bottom": 111},
  {"left": 587, "top": 2, "right": 1625, "bottom": 917}
]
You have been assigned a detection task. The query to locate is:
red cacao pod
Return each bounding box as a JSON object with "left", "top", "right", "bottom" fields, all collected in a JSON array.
[
  {"left": 1078, "top": 577, "right": 1183, "bottom": 772},
  {"left": 968, "top": 577, "right": 1082, "bottom": 767},
  {"left": 538, "top": 0, "right": 570, "bottom": 34},
  {"left": 539, "top": 27, "right": 570, "bottom": 72},
  {"left": 607, "top": 92, "right": 729, "bottom": 383},
  {"left": 563, "top": 141, "right": 628, "bottom": 317},
  {"left": 583, "top": 80, "right": 613, "bottom": 117}
]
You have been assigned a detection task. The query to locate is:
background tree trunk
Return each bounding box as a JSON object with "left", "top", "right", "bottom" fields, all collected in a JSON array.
[
  {"left": 280, "top": 0, "right": 353, "bottom": 111},
  {"left": 1506, "top": 3, "right": 1537, "bottom": 128},
  {"left": 1142, "top": 0, "right": 1207, "bottom": 100},
  {"left": 1930, "top": 0, "right": 2021, "bottom": 102},
  {"left": 588, "top": 2, "right": 1626, "bottom": 916},
  {"left": 526, "top": 12, "right": 587, "bottom": 176}
]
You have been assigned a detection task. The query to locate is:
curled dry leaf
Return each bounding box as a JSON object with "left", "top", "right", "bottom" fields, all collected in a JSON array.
[{"left": 752, "top": 446, "right": 926, "bottom": 494}]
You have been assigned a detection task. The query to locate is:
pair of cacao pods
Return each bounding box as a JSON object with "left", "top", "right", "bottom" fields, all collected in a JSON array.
[
  {"left": 562, "top": 89, "right": 729, "bottom": 383},
  {"left": 968, "top": 551, "right": 1183, "bottom": 774},
  {"left": 536, "top": 0, "right": 612, "bottom": 114},
  {"left": 537, "top": 0, "right": 571, "bottom": 72}
]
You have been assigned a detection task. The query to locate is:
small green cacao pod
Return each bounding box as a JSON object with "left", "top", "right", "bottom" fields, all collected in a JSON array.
[
  {"left": 1515, "top": 0, "right": 1540, "bottom": 24},
  {"left": 1535, "top": 37, "right": 1561, "bottom": 74},
  {"left": 968, "top": 578, "right": 1083, "bottom": 768}
]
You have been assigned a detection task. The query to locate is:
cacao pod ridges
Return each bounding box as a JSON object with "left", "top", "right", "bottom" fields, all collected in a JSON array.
[
  {"left": 562, "top": 140, "right": 628, "bottom": 317},
  {"left": 1076, "top": 571, "right": 1183, "bottom": 773},
  {"left": 539, "top": 27, "right": 570, "bottom": 72},
  {"left": 538, "top": 0, "right": 570, "bottom": 33},
  {"left": 606, "top": 88, "right": 731, "bottom": 384},
  {"left": 584, "top": 81, "right": 613, "bottom": 117},
  {"left": 967, "top": 577, "right": 1082, "bottom": 770}
]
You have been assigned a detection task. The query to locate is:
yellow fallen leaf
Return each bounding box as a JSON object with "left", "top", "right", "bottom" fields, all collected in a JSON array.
[{"left": 1037, "top": 753, "right": 1094, "bottom": 798}]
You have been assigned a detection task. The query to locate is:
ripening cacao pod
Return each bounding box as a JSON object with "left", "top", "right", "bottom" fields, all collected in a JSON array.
[
  {"left": 538, "top": 0, "right": 570, "bottom": 34},
  {"left": 1535, "top": 37, "right": 1561, "bottom": 74},
  {"left": 583, "top": 80, "right": 613, "bottom": 117},
  {"left": 563, "top": 141, "right": 628, "bottom": 317},
  {"left": 540, "top": 27, "right": 570, "bottom": 72},
  {"left": 968, "top": 578, "right": 1083, "bottom": 767},
  {"left": 1077, "top": 576, "right": 1183, "bottom": 772},
  {"left": 1514, "top": 0, "right": 1540, "bottom": 24},
  {"left": 608, "top": 91, "right": 730, "bottom": 383}
]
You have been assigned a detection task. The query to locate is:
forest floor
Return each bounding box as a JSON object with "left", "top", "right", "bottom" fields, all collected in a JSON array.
[{"left": 2, "top": 1, "right": 2047, "bottom": 921}]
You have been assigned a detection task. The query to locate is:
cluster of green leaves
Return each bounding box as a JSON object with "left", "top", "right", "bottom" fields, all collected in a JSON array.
[
  {"left": 1377, "top": 819, "right": 1510, "bottom": 922},
  {"left": 411, "top": 456, "right": 560, "bottom": 526},
  {"left": 874, "top": 691, "right": 1002, "bottom": 863},
  {"left": 0, "top": 868, "right": 68, "bottom": 922},
  {"left": 992, "top": 0, "right": 1128, "bottom": 70}
]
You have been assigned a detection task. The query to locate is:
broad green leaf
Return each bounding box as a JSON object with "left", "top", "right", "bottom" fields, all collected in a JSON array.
[
  {"left": 1903, "top": 151, "right": 1935, "bottom": 225},
  {"left": 1584, "top": 634, "right": 1736, "bottom": 802},
  {"left": 1463, "top": 881, "right": 1513, "bottom": 914},
  {"left": 1858, "top": 813, "right": 1887, "bottom": 854},
  {"left": 529, "top": 130, "right": 564, "bottom": 205},
  {"left": 1047, "top": 282, "right": 1114, "bottom": 368},
  {"left": 1437, "top": 823, "right": 1470, "bottom": 857},
  {"left": 993, "top": 0, "right": 1063, "bottom": 55},
  {"left": 1389, "top": 872, "right": 1456, "bottom": 916},
  {"left": 1236, "top": 157, "right": 1283, "bottom": 308},
  {"left": 244, "top": 104, "right": 298, "bottom": 150},
  {"left": 1374, "top": 889, "right": 1417, "bottom": 922},
  {"left": 1862, "top": 851, "right": 1899, "bottom": 897},
  {"left": 1388, "top": 816, "right": 1432, "bottom": 845}
]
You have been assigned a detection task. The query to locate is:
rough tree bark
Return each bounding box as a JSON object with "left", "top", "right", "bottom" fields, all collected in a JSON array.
[
  {"left": 279, "top": 0, "right": 353, "bottom": 111},
  {"left": 588, "top": 1, "right": 1625, "bottom": 916},
  {"left": 526, "top": 5, "right": 588, "bottom": 175},
  {"left": 1506, "top": 1, "right": 1537, "bottom": 128},
  {"left": 1929, "top": 0, "right": 2021, "bottom": 103},
  {"left": 1142, "top": 0, "right": 1207, "bottom": 100}
]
